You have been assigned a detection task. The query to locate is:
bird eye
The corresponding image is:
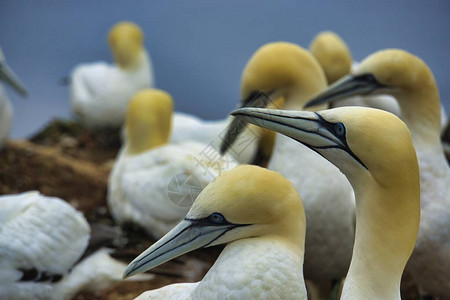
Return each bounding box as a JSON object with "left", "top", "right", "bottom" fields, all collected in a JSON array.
[
  {"left": 335, "top": 123, "right": 345, "bottom": 136},
  {"left": 209, "top": 213, "right": 225, "bottom": 224}
]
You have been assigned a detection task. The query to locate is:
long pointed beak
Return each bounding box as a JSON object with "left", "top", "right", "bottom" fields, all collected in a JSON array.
[
  {"left": 220, "top": 91, "right": 276, "bottom": 155},
  {"left": 123, "top": 219, "right": 244, "bottom": 279},
  {"left": 231, "top": 107, "right": 345, "bottom": 149},
  {"left": 0, "top": 61, "right": 27, "bottom": 97},
  {"left": 304, "top": 74, "right": 386, "bottom": 109}
]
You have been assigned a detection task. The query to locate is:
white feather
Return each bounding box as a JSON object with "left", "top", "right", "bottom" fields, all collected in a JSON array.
[
  {"left": 69, "top": 50, "right": 154, "bottom": 129},
  {"left": 108, "top": 141, "right": 238, "bottom": 239}
]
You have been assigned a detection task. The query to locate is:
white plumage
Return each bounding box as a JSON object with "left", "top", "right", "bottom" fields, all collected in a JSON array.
[
  {"left": 70, "top": 51, "right": 153, "bottom": 129},
  {"left": 171, "top": 112, "right": 228, "bottom": 145},
  {"left": 0, "top": 191, "right": 150, "bottom": 300},
  {"left": 135, "top": 239, "right": 305, "bottom": 300},
  {"left": 171, "top": 113, "right": 258, "bottom": 165},
  {"left": 109, "top": 141, "right": 238, "bottom": 239},
  {"left": 0, "top": 191, "right": 88, "bottom": 299},
  {"left": 407, "top": 121, "right": 450, "bottom": 298}
]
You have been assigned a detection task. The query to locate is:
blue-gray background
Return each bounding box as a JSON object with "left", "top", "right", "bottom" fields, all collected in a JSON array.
[{"left": 1, "top": 0, "right": 449, "bottom": 138}]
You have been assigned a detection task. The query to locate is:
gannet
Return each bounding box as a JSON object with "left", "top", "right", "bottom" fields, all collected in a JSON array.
[
  {"left": 0, "top": 47, "right": 27, "bottom": 148},
  {"left": 69, "top": 21, "right": 154, "bottom": 129},
  {"left": 232, "top": 106, "right": 420, "bottom": 299},
  {"left": 309, "top": 31, "right": 402, "bottom": 117},
  {"left": 108, "top": 89, "right": 238, "bottom": 239},
  {"left": 305, "top": 49, "right": 450, "bottom": 298},
  {"left": 220, "top": 42, "right": 355, "bottom": 292},
  {"left": 0, "top": 191, "right": 150, "bottom": 300},
  {"left": 309, "top": 32, "right": 448, "bottom": 129},
  {"left": 123, "top": 165, "right": 308, "bottom": 299}
]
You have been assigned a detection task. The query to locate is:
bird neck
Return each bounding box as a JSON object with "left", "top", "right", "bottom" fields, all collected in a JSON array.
[
  {"left": 394, "top": 82, "right": 442, "bottom": 151},
  {"left": 342, "top": 180, "right": 420, "bottom": 299},
  {"left": 117, "top": 49, "right": 148, "bottom": 71},
  {"left": 125, "top": 132, "right": 168, "bottom": 155}
]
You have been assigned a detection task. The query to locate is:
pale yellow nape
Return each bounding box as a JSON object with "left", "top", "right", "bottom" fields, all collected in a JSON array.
[
  {"left": 309, "top": 31, "right": 353, "bottom": 84},
  {"left": 356, "top": 49, "right": 442, "bottom": 142},
  {"left": 240, "top": 42, "right": 328, "bottom": 110},
  {"left": 108, "top": 21, "right": 144, "bottom": 69},
  {"left": 125, "top": 89, "right": 173, "bottom": 155},
  {"left": 188, "top": 165, "right": 306, "bottom": 246}
]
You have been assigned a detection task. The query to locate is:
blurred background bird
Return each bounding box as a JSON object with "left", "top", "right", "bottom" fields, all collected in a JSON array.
[
  {"left": 69, "top": 21, "right": 154, "bottom": 129},
  {"left": 0, "top": 47, "right": 27, "bottom": 148},
  {"left": 309, "top": 31, "right": 448, "bottom": 130},
  {"left": 108, "top": 89, "right": 238, "bottom": 239},
  {"left": 0, "top": 191, "right": 151, "bottom": 300}
]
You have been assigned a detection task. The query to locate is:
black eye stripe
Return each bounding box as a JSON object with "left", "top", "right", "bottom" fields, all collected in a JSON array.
[{"left": 186, "top": 213, "right": 233, "bottom": 226}]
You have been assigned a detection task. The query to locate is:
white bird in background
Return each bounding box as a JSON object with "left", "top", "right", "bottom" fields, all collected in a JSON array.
[
  {"left": 69, "top": 21, "right": 154, "bottom": 129},
  {"left": 0, "top": 46, "right": 27, "bottom": 148},
  {"left": 108, "top": 89, "right": 238, "bottom": 239},
  {"left": 124, "top": 165, "right": 308, "bottom": 300},
  {"left": 309, "top": 31, "right": 448, "bottom": 128},
  {"left": 305, "top": 49, "right": 450, "bottom": 299},
  {"left": 220, "top": 42, "right": 355, "bottom": 298},
  {"left": 233, "top": 106, "right": 420, "bottom": 299},
  {"left": 0, "top": 191, "right": 149, "bottom": 300}
]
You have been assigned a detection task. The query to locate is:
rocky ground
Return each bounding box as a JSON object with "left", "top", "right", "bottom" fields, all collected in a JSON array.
[{"left": 0, "top": 118, "right": 438, "bottom": 299}]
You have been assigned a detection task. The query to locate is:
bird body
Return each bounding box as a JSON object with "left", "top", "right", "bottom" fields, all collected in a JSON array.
[
  {"left": 0, "top": 191, "right": 151, "bottom": 300},
  {"left": 108, "top": 89, "right": 237, "bottom": 239},
  {"left": 109, "top": 140, "right": 236, "bottom": 238},
  {"left": 69, "top": 22, "right": 154, "bottom": 129},
  {"left": 137, "top": 237, "right": 305, "bottom": 300},
  {"left": 125, "top": 165, "right": 308, "bottom": 300},
  {"left": 171, "top": 112, "right": 228, "bottom": 144}
]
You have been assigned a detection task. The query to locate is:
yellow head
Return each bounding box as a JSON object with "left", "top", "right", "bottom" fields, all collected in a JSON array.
[
  {"left": 241, "top": 42, "right": 327, "bottom": 110},
  {"left": 188, "top": 165, "right": 305, "bottom": 245},
  {"left": 108, "top": 22, "right": 144, "bottom": 69},
  {"left": 125, "top": 89, "right": 173, "bottom": 155},
  {"left": 309, "top": 31, "right": 353, "bottom": 84},
  {"left": 317, "top": 107, "right": 419, "bottom": 190},
  {"left": 124, "top": 165, "right": 305, "bottom": 278}
]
